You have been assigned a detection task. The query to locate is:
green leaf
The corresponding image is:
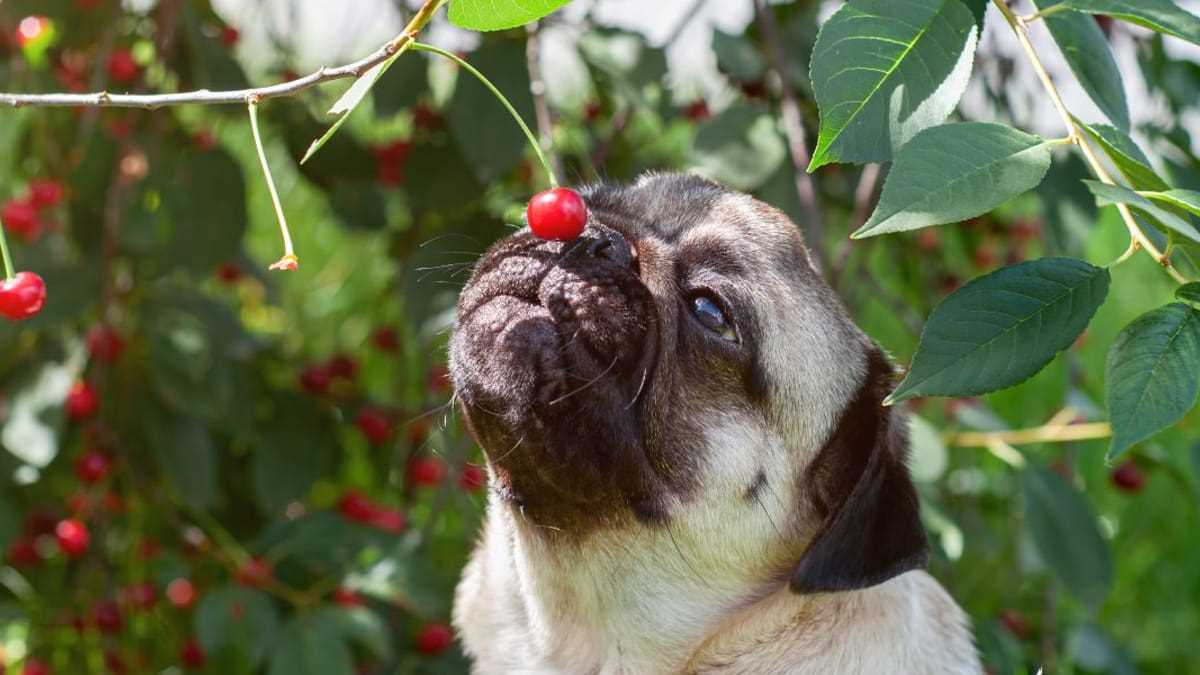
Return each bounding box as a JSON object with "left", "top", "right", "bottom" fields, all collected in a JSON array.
[
  {"left": 1140, "top": 188, "right": 1200, "bottom": 218},
  {"left": 0, "top": 494, "right": 18, "bottom": 551},
  {"left": 195, "top": 586, "right": 281, "bottom": 667},
  {"left": 150, "top": 414, "right": 219, "bottom": 509},
  {"left": 160, "top": 148, "right": 248, "bottom": 276},
  {"left": 1082, "top": 181, "right": 1200, "bottom": 244},
  {"left": 808, "top": 0, "right": 979, "bottom": 169},
  {"left": 1105, "top": 303, "right": 1200, "bottom": 458},
  {"left": 713, "top": 29, "right": 765, "bottom": 82},
  {"left": 267, "top": 612, "right": 354, "bottom": 675},
  {"left": 1177, "top": 282, "right": 1200, "bottom": 304},
  {"left": 1078, "top": 122, "right": 1170, "bottom": 191},
  {"left": 1021, "top": 465, "right": 1114, "bottom": 610},
  {"left": 325, "top": 606, "right": 394, "bottom": 659},
  {"left": 1061, "top": 0, "right": 1200, "bottom": 46},
  {"left": 447, "top": 42, "right": 536, "bottom": 183},
  {"left": 302, "top": 46, "right": 410, "bottom": 165},
  {"left": 449, "top": 0, "right": 571, "bottom": 31},
  {"left": 373, "top": 54, "right": 427, "bottom": 118},
  {"left": 1035, "top": 0, "right": 1129, "bottom": 130},
  {"left": 854, "top": 123, "right": 1052, "bottom": 237},
  {"left": 690, "top": 103, "right": 786, "bottom": 191},
  {"left": 251, "top": 397, "right": 331, "bottom": 517},
  {"left": 888, "top": 258, "right": 1109, "bottom": 403}
]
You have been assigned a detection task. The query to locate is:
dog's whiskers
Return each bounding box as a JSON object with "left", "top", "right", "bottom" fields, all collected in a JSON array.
[
  {"left": 549, "top": 356, "right": 620, "bottom": 406},
  {"left": 626, "top": 366, "right": 650, "bottom": 410}
]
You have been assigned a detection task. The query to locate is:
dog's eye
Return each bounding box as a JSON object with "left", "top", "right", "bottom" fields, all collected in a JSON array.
[{"left": 690, "top": 294, "right": 737, "bottom": 342}]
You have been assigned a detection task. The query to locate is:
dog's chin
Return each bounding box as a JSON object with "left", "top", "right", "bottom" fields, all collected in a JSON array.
[{"left": 450, "top": 233, "right": 664, "bottom": 526}]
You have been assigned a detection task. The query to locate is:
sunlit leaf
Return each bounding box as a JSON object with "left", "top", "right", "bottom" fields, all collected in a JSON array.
[
  {"left": 449, "top": 0, "right": 572, "bottom": 31},
  {"left": 855, "top": 123, "right": 1051, "bottom": 237},
  {"left": 808, "top": 0, "right": 979, "bottom": 169},
  {"left": 1035, "top": 0, "right": 1129, "bottom": 130},
  {"left": 1082, "top": 180, "right": 1200, "bottom": 243},
  {"left": 1061, "top": 0, "right": 1200, "bottom": 46}
]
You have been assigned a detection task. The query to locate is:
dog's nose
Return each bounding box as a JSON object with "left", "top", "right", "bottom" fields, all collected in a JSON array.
[{"left": 582, "top": 226, "right": 636, "bottom": 269}]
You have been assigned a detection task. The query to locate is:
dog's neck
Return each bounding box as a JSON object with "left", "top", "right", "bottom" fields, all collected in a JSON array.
[{"left": 477, "top": 489, "right": 803, "bottom": 673}]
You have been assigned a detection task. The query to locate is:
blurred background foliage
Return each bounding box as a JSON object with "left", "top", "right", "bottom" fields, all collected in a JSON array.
[{"left": 0, "top": 0, "right": 1197, "bottom": 673}]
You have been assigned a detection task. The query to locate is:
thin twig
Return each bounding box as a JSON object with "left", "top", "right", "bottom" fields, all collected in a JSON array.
[
  {"left": 951, "top": 422, "right": 1111, "bottom": 447},
  {"left": 992, "top": 0, "right": 1188, "bottom": 284},
  {"left": 526, "top": 22, "right": 564, "bottom": 181},
  {"left": 752, "top": 0, "right": 825, "bottom": 267},
  {"left": 248, "top": 99, "right": 296, "bottom": 270},
  {"left": 0, "top": 0, "right": 444, "bottom": 109}
]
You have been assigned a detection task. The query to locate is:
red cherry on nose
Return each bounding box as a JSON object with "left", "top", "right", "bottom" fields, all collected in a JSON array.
[
  {"left": 0, "top": 272, "right": 47, "bottom": 320},
  {"left": 527, "top": 187, "right": 587, "bottom": 241}
]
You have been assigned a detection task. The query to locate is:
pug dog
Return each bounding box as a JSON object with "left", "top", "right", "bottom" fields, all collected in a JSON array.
[{"left": 448, "top": 173, "right": 981, "bottom": 674}]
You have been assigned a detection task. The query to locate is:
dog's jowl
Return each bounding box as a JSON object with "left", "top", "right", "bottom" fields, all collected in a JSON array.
[{"left": 449, "top": 173, "right": 982, "bottom": 674}]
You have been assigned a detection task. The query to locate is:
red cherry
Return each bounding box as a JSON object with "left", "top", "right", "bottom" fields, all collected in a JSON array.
[
  {"left": 999, "top": 609, "right": 1029, "bottom": 639},
  {"left": 299, "top": 365, "right": 333, "bottom": 396},
  {"left": 166, "top": 578, "right": 197, "bottom": 609},
  {"left": 409, "top": 456, "right": 447, "bottom": 487},
  {"left": 1110, "top": 460, "right": 1145, "bottom": 493},
  {"left": 75, "top": 450, "right": 113, "bottom": 483},
  {"left": 337, "top": 490, "right": 377, "bottom": 523},
  {"left": 193, "top": 130, "right": 217, "bottom": 151},
  {"left": 25, "top": 509, "right": 58, "bottom": 536},
  {"left": 103, "top": 651, "right": 126, "bottom": 674},
  {"left": 332, "top": 587, "right": 365, "bottom": 607},
  {"left": 180, "top": 639, "right": 206, "bottom": 669},
  {"left": 459, "top": 463, "right": 486, "bottom": 493},
  {"left": 27, "top": 180, "right": 64, "bottom": 209},
  {"left": 65, "top": 381, "right": 99, "bottom": 420},
  {"left": 21, "top": 658, "right": 52, "bottom": 675},
  {"left": 216, "top": 262, "right": 242, "bottom": 284},
  {"left": 428, "top": 363, "right": 451, "bottom": 394},
  {"left": 87, "top": 324, "right": 125, "bottom": 363},
  {"left": 0, "top": 272, "right": 46, "bottom": 320},
  {"left": 107, "top": 49, "right": 140, "bottom": 85},
  {"left": 6, "top": 537, "right": 42, "bottom": 568},
  {"left": 355, "top": 407, "right": 393, "bottom": 445},
  {"left": 371, "top": 326, "right": 400, "bottom": 352},
  {"left": 414, "top": 622, "right": 454, "bottom": 656},
  {"left": 92, "top": 600, "right": 123, "bottom": 634},
  {"left": 15, "top": 16, "right": 50, "bottom": 48},
  {"left": 235, "top": 557, "right": 272, "bottom": 587},
  {"left": 55, "top": 519, "right": 90, "bottom": 557},
  {"left": 368, "top": 507, "right": 405, "bottom": 534},
  {"left": 584, "top": 101, "right": 603, "bottom": 122},
  {"left": 685, "top": 100, "right": 710, "bottom": 122},
  {"left": 3, "top": 199, "right": 43, "bottom": 241},
  {"left": 126, "top": 582, "right": 157, "bottom": 610},
  {"left": 371, "top": 141, "right": 411, "bottom": 186},
  {"left": 219, "top": 25, "right": 240, "bottom": 47},
  {"left": 413, "top": 102, "right": 443, "bottom": 131},
  {"left": 326, "top": 354, "right": 359, "bottom": 381},
  {"left": 527, "top": 188, "right": 587, "bottom": 241}
]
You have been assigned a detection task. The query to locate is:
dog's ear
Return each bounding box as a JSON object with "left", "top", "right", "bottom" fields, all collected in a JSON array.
[{"left": 790, "top": 348, "right": 928, "bottom": 594}]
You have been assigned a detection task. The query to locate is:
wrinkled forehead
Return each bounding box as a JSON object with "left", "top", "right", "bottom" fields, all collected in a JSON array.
[{"left": 580, "top": 173, "right": 814, "bottom": 276}]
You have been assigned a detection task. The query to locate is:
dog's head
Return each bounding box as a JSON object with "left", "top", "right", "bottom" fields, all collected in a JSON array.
[{"left": 450, "top": 173, "right": 926, "bottom": 594}]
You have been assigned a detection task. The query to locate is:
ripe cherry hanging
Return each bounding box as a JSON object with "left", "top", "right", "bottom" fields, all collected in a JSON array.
[
  {"left": 0, "top": 271, "right": 47, "bottom": 320},
  {"left": 527, "top": 187, "right": 587, "bottom": 241}
]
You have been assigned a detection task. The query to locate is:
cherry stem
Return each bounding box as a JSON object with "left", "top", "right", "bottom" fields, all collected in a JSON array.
[
  {"left": 411, "top": 42, "right": 559, "bottom": 188},
  {"left": 0, "top": 216, "right": 14, "bottom": 281},
  {"left": 248, "top": 98, "right": 297, "bottom": 270}
]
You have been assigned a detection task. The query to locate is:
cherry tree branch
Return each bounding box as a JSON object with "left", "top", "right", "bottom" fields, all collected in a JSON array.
[
  {"left": 752, "top": 0, "right": 825, "bottom": 267},
  {"left": 0, "top": 0, "right": 446, "bottom": 109}
]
